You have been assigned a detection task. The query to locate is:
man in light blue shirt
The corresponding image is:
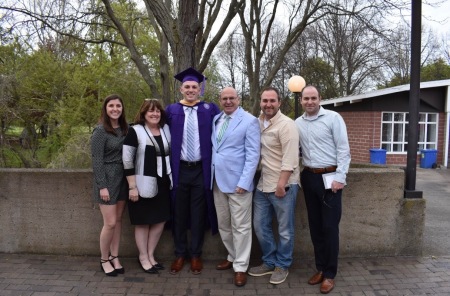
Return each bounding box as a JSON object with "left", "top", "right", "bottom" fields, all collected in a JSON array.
[
  {"left": 295, "top": 85, "right": 350, "bottom": 294},
  {"left": 211, "top": 87, "right": 260, "bottom": 287}
]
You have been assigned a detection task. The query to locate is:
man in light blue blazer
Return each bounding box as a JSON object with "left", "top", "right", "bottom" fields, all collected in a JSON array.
[{"left": 211, "top": 87, "right": 260, "bottom": 287}]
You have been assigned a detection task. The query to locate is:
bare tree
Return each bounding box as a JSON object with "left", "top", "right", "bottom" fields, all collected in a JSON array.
[
  {"left": 380, "top": 24, "right": 442, "bottom": 87},
  {"left": 443, "top": 33, "right": 450, "bottom": 64},
  {"left": 314, "top": 3, "right": 385, "bottom": 96},
  {"left": 1, "top": 0, "right": 245, "bottom": 104},
  {"left": 217, "top": 30, "right": 241, "bottom": 90},
  {"left": 235, "top": 0, "right": 409, "bottom": 115},
  {"left": 380, "top": 25, "right": 411, "bottom": 86},
  {"left": 238, "top": 0, "right": 325, "bottom": 114},
  {"left": 140, "top": 0, "right": 245, "bottom": 103},
  {"left": 5, "top": 0, "right": 442, "bottom": 108}
]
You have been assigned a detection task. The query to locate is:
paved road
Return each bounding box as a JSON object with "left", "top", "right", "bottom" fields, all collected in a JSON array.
[
  {"left": 417, "top": 168, "right": 450, "bottom": 256},
  {"left": 0, "top": 168, "right": 449, "bottom": 295}
]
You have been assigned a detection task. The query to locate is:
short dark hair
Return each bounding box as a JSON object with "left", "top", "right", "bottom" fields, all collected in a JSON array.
[
  {"left": 260, "top": 86, "right": 281, "bottom": 101},
  {"left": 134, "top": 99, "right": 167, "bottom": 127},
  {"left": 300, "top": 85, "right": 321, "bottom": 98},
  {"left": 100, "top": 94, "right": 128, "bottom": 136}
]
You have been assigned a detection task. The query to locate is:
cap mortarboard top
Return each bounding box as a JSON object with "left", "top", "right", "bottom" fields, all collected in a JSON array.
[{"left": 174, "top": 67, "right": 206, "bottom": 84}]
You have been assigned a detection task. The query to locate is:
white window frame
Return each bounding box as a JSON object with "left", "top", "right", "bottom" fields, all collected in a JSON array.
[{"left": 381, "top": 112, "right": 438, "bottom": 153}]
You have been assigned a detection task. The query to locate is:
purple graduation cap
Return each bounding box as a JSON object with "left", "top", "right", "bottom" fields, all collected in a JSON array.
[{"left": 174, "top": 67, "right": 207, "bottom": 96}]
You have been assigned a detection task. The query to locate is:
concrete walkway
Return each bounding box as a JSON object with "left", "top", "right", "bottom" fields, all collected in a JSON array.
[
  {"left": 418, "top": 168, "right": 450, "bottom": 256},
  {"left": 0, "top": 168, "right": 449, "bottom": 296}
]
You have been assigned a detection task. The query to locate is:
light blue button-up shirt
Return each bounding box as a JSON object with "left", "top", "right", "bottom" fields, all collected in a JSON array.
[
  {"left": 182, "top": 106, "right": 201, "bottom": 161},
  {"left": 295, "top": 107, "right": 351, "bottom": 184}
]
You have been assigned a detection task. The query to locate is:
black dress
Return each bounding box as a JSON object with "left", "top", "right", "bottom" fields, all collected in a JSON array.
[{"left": 128, "top": 135, "right": 170, "bottom": 225}]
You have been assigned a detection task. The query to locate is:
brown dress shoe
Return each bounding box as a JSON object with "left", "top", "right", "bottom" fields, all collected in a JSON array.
[
  {"left": 190, "top": 257, "right": 203, "bottom": 275},
  {"left": 308, "top": 271, "right": 324, "bottom": 285},
  {"left": 320, "top": 278, "right": 335, "bottom": 294},
  {"left": 216, "top": 260, "right": 233, "bottom": 270},
  {"left": 169, "top": 257, "right": 184, "bottom": 275},
  {"left": 234, "top": 272, "right": 247, "bottom": 287}
]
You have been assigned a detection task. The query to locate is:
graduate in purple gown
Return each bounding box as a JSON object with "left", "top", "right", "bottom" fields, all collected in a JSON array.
[{"left": 165, "top": 67, "right": 220, "bottom": 275}]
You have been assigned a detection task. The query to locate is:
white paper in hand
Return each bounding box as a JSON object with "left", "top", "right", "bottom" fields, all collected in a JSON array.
[{"left": 322, "top": 172, "right": 336, "bottom": 189}]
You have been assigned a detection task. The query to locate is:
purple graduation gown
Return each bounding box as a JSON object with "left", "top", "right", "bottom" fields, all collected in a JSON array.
[{"left": 166, "top": 101, "right": 220, "bottom": 234}]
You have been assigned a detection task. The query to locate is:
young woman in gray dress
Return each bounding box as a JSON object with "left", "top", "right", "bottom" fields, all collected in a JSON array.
[
  {"left": 123, "top": 99, "right": 171, "bottom": 274},
  {"left": 91, "top": 94, "right": 129, "bottom": 276}
]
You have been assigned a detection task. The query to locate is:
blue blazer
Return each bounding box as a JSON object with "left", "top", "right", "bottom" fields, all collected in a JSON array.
[{"left": 211, "top": 107, "right": 261, "bottom": 193}]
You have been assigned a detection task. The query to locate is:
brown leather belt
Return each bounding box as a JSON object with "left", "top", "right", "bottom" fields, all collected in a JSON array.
[{"left": 303, "top": 166, "right": 337, "bottom": 174}]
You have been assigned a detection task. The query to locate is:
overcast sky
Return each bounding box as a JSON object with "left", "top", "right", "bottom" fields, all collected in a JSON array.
[{"left": 421, "top": 1, "right": 449, "bottom": 35}]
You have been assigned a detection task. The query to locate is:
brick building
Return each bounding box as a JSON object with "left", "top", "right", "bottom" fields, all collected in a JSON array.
[{"left": 321, "top": 79, "right": 450, "bottom": 167}]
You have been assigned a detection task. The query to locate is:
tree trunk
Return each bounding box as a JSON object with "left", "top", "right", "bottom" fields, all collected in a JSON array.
[{"left": 174, "top": 0, "right": 199, "bottom": 72}]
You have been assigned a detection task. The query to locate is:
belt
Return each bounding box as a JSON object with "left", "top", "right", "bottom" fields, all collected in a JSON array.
[
  {"left": 304, "top": 166, "right": 337, "bottom": 174},
  {"left": 180, "top": 160, "right": 202, "bottom": 167}
]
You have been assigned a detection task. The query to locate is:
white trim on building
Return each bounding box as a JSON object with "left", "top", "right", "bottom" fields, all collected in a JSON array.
[{"left": 320, "top": 80, "right": 450, "bottom": 167}]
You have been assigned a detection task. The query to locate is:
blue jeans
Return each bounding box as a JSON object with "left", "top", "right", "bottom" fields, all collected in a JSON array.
[{"left": 253, "top": 184, "right": 299, "bottom": 269}]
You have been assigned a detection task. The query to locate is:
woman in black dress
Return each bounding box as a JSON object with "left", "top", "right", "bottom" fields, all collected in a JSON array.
[
  {"left": 91, "top": 94, "right": 128, "bottom": 276},
  {"left": 123, "top": 99, "right": 171, "bottom": 274}
]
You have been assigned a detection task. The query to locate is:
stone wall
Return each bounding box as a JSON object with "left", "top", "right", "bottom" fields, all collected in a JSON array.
[{"left": 0, "top": 168, "right": 424, "bottom": 259}]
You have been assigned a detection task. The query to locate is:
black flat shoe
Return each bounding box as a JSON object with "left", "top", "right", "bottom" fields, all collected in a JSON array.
[
  {"left": 109, "top": 255, "right": 125, "bottom": 274},
  {"left": 100, "top": 259, "right": 117, "bottom": 277},
  {"left": 153, "top": 263, "right": 165, "bottom": 270}
]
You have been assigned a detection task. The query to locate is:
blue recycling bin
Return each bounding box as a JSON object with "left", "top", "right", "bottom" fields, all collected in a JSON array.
[
  {"left": 420, "top": 149, "right": 438, "bottom": 168},
  {"left": 369, "top": 148, "right": 387, "bottom": 164}
]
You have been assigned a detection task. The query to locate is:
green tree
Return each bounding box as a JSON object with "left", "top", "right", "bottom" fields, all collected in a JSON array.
[
  {"left": 379, "top": 58, "right": 450, "bottom": 88},
  {"left": 301, "top": 57, "right": 339, "bottom": 99},
  {"left": 0, "top": 35, "right": 152, "bottom": 167},
  {"left": 40, "top": 42, "right": 151, "bottom": 166},
  {"left": 378, "top": 73, "right": 410, "bottom": 88},
  {"left": 0, "top": 43, "right": 21, "bottom": 143},
  {"left": 421, "top": 58, "right": 450, "bottom": 81}
]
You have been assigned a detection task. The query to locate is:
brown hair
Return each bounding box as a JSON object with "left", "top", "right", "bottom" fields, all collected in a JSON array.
[
  {"left": 134, "top": 99, "right": 167, "bottom": 127},
  {"left": 100, "top": 94, "right": 128, "bottom": 136},
  {"left": 261, "top": 86, "right": 281, "bottom": 101},
  {"left": 300, "top": 85, "right": 322, "bottom": 98}
]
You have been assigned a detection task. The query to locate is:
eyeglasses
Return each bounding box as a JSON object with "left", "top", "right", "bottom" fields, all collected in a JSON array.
[{"left": 144, "top": 98, "right": 159, "bottom": 102}]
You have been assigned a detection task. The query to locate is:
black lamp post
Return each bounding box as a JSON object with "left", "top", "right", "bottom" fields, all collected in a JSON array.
[
  {"left": 288, "top": 75, "right": 306, "bottom": 119},
  {"left": 404, "top": 0, "right": 423, "bottom": 199}
]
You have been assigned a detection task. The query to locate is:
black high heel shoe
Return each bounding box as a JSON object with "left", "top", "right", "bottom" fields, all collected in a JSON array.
[
  {"left": 100, "top": 259, "right": 117, "bottom": 276},
  {"left": 153, "top": 263, "right": 165, "bottom": 270},
  {"left": 138, "top": 258, "right": 159, "bottom": 274},
  {"left": 109, "top": 255, "right": 125, "bottom": 274}
]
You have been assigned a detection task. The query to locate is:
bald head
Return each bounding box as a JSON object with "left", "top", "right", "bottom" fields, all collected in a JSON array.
[{"left": 219, "top": 87, "right": 240, "bottom": 115}]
